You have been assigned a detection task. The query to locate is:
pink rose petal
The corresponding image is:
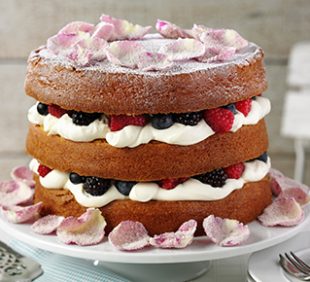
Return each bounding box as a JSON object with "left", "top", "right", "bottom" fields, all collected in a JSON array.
[
  {"left": 56, "top": 208, "right": 106, "bottom": 246},
  {"left": 108, "top": 221, "right": 150, "bottom": 251},
  {"left": 0, "top": 180, "right": 33, "bottom": 206},
  {"left": 100, "top": 14, "right": 151, "bottom": 41},
  {"left": 198, "top": 46, "right": 236, "bottom": 63},
  {"left": 258, "top": 196, "right": 304, "bottom": 227},
  {"left": 92, "top": 22, "right": 114, "bottom": 40},
  {"left": 58, "top": 21, "right": 94, "bottom": 35},
  {"left": 155, "top": 19, "right": 192, "bottom": 39},
  {"left": 0, "top": 202, "right": 42, "bottom": 223},
  {"left": 279, "top": 188, "right": 310, "bottom": 205},
  {"left": 149, "top": 219, "right": 197, "bottom": 249},
  {"left": 11, "top": 166, "right": 35, "bottom": 188},
  {"left": 160, "top": 38, "right": 205, "bottom": 61},
  {"left": 47, "top": 33, "right": 82, "bottom": 55},
  {"left": 203, "top": 215, "right": 250, "bottom": 247},
  {"left": 138, "top": 52, "right": 173, "bottom": 71},
  {"left": 32, "top": 215, "right": 65, "bottom": 235}
]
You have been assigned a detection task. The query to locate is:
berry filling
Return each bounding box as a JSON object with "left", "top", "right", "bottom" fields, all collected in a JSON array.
[{"left": 38, "top": 164, "right": 52, "bottom": 177}]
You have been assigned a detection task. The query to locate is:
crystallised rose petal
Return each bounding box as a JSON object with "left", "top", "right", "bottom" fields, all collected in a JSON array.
[
  {"left": 198, "top": 46, "right": 236, "bottom": 63},
  {"left": 100, "top": 14, "right": 151, "bottom": 41},
  {"left": 91, "top": 22, "right": 114, "bottom": 40},
  {"left": 32, "top": 215, "right": 65, "bottom": 235},
  {"left": 149, "top": 219, "right": 197, "bottom": 249},
  {"left": 58, "top": 21, "right": 95, "bottom": 35},
  {"left": 47, "top": 33, "right": 82, "bottom": 55},
  {"left": 56, "top": 208, "right": 106, "bottom": 246},
  {"left": 155, "top": 19, "right": 192, "bottom": 39},
  {"left": 108, "top": 221, "right": 150, "bottom": 251},
  {"left": 160, "top": 38, "right": 205, "bottom": 61},
  {"left": 203, "top": 215, "right": 250, "bottom": 247},
  {"left": 0, "top": 180, "right": 34, "bottom": 206},
  {"left": 0, "top": 202, "right": 42, "bottom": 224},
  {"left": 11, "top": 166, "right": 35, "bottom": 188},
  {"left": 258, "top": 196, "right": 304, "bottom": 227},
  {"left": 280, "top": 188, "right": 310, "bottom": 205},
  {"left": 138, "top": 52, "right": 173, "bottom": 71}
]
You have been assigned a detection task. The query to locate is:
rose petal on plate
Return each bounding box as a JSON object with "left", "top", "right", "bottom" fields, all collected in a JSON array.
[
  {"left": 0, "top": 202, "right": 42, "bottom": 224},
  {"left": 58, "top": 21, "right": 94, "bottom": 34},
  {"left": 56, "top": 208, "right": 106, "bottom": 246},
  {"left": 92, "top": 22, "right": 114, "bottom": 40},
  {"left": 0, "top": 181, "right": 34, "bottom": 206},
  {"left": 160, "top": 38, "right": 205, "bottom": 61},
  {"left": 100, "top": 14, "right": 151, "bottom": 40},
  {"left": 279, "top": 188, "right": 310, "bottom": 205},
  {"left": 203, "top": 215, "right": 250, "bottom": 247},
  {"left": 258, "top": 196, "right": 304, "bottom": 227},
  {"left": 138, "top": 52, "right": 173, "bottom": 71},
  {"left": 108, "top": 221, "right": 150, "bottom": 251},
  {"left": 149, "top": 219, "right": 197, "bottom": 249},
  {"left": 32, "top": 215, "right": 65, "bottom": 235},
  {"left": 106, "top": 41, "right": 145, "bottom": 68},
  {"left": 155, "top": 19, "right": 192, "bottom": 39},
  {"left": 11, "top": 166, "right": 35, "bottom": 188}
]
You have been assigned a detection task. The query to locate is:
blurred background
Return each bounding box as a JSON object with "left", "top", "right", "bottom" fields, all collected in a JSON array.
[{"left": 0, "top": 0, "right": 309, "bottom": 184}]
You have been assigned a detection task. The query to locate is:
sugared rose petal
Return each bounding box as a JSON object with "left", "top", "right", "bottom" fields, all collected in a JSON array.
[
  {"left": 160, "top": 38, "right": 205, "bottom": 61},
  {"left": 100, "top": 14, "right": 151, "bottom": 41},
  {"left": 108, "top": 221, "right": 150, "bottom": 251},
  {"left": 56, "top": 208, "right": 106, "bottom": 246},
  {"left": 258, "top": 196, "right": 304, "bottom": 227},
  {"left": 0, "top": 202, "right": 42, "bottom": 223},
  {"left": 198, "top": 46, "right": 236, "bottom": 63},
  {"left": 58, "top": 21, "right": 94, "bottom": 35},
  {"left": 203, "top": 215, "right": 250, "bottom": 247},
  {"left": 92, "top": 22, "right": 114, "bottom": 40},
  {"left": 47, "top": 33, "right": 82, "bottom": 55},
  {"left": 149, "top": 219, "right": 197, "bottom": 249},
  {"left": 11, "top": 166, "right": 35, "bottom": 188},
  {"left": 280, "top": 188, "right": 310, "bottom": 205},
  {"left": 32, "top": 215, "right": 65, "bottom": 235},
  {"left": 0, "top": 180, "right": 33, "bottom": 206},
  {"left": 155, "top": 19, "right": 192, "bottom": 39},
  {"left": 138, "top": 52, "right": 173, "bottom": 71}
]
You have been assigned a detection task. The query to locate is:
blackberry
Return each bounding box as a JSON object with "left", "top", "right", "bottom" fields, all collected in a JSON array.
[
  {"left": 83, "top": 177, "right": 111, "bottom": 196},
  {"left": 257, "top": 152, "right": 268, "bottom": 163},
  {"left": 70, "top": 111, "right": 101, "bottom": 126},
  {"left": 115, "top": 181, "right": 137, "bottom": 196},
  {"left": 222, "top": 104, "right": 237, "bottom": 114},
  {"left": 194, "top": 169, "right": 228, "bottom": 187},
  {"left": 69, "top": 172, "right": 85, "bottom": 184},
  {"left": 37, "top": 103, "right": 49, "bottom": 116},
  {"left": 173, "top": 111, "right": 203, "bottom": 126},
  {"left": 150, "top": 114, "right": 174, "bottom": 129}
]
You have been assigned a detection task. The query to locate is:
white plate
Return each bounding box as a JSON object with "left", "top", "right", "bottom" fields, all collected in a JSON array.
[
  {"left": 248, "top": 224, "right": 310, "bottom": 282},
  {"left": 1, "top": 204, "right": 310, "bottom": 264}
]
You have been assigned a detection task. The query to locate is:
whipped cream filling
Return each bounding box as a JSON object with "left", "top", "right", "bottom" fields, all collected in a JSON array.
[
  {"left": 30, "top": 157, "right": 271, "bottom": 208},
  {"left": 28, "top": 96, "right": 270, "bottom": 147}
]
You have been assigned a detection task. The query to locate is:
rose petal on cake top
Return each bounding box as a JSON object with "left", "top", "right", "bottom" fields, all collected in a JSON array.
[
  {"left": 106, "top": 41, "right": 145, "bottom": 68},
  {"left": 92, "top": 22, "right": 114, "bottom": 40},
  {"left": 0, "top": 202, "right": 42, "bottom": 224},
  {"left": 203, "top": 215, "right": 250, "bottom": 247},
  {"left": 56, "top": 208, "right": 106, "bottom": 246},
  {"left": 11, "top": 166, "right": 35, "bottom": 188},
  {"left": 138, "top": 52, "right": 173, "bottom": 71},
  {"left": 100, "top": 14, "right": 152, "bottom": 41},
  {"left": 155, "top": 19, "right": 192, "bottom": 39},
  {"left": 160, "top": 38, "right": 205, "bottom": 61},
  {"left": 149, "top": 219, "right": 197, "bottom": 249},
  {"left": 32, "top": 215, "right": 65, "bottom": 235},
  {"left": 280, "top": 188, "right": 310, "bottom": 206},
  {"left": 108, "top": 221, "right": 150, "bottom": 251},
  {"left": 198, "top": 46, "right": 236, "bottom": 63},
  {"left": 47, "top": 33, "right": 82, "bottom": 55},
  {"left": 58, "top": 21, "right": 95, "bottom": 35},
  {"left": 0, "top": 180, "right": 33, "bottom": 206},
  {"left": 258, "top": 196, "right": 304, "bottom": 227}
]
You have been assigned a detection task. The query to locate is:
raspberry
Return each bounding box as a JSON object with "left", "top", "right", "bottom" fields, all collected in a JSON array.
[
  {"left": 48, "top": 104, "right": 67, "bottom": 118},
  {"left": 224, "top": 163, "right": 245, "bottom": 179},
  {"left": 195, "top": 169, "right": 228, "bottom": 187},
  {"left": 109, "top": 115, "right": 148, "bottom": 131},
  {"left": 235, "top": 99, "right": 252, "bottom": 117},
  {"left": 38, "top": 164, "right": 52, "bottom": 177},
  {"left": 159, "top": 177, "right": 188, "bottom": 190},
  {"left": 204, "top": 108, "right": 234, "bottom": 133},
  {"left": 83, "top": 177, "right": 111, "bottom": 196},
  {"left": 173, "top": 111, "right": 203, "bottom": 126},
  {"left": 70, "top": 111, "right": 101, "bottom": 126}
]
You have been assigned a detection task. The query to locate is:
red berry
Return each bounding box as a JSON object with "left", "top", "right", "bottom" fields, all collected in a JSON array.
[
  {"left": 204, "top": 108, "right": 234, "bottom": 133},
  {"left": 235, "top": 99, "right": 252, "bottom": 117},
  {"left": 38, "top": 164, "right": 52, "bottom": 177},
  {"left": 224, "top": 163, "right": 245, "bottom": 179},
  {"left": 159, "top": 177, "right": 188, "bottom": 190},
  {"left": 109, "top": 115, "right": 148, "bottom": 131},
  {"left": 48, "top": 104, "right": 67, "bottom": 118}
]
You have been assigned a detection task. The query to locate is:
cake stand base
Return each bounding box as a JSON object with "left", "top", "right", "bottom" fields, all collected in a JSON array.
[{"left": 97, "top": 261, "right": 211, "bottom": 282}]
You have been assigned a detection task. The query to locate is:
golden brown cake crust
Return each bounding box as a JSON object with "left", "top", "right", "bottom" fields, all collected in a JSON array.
[
  {"left": 25, "top": 49, "right": 267, "bottom": 115},
  {"left": 26, "top": 120, "right": 268, "bottom": 181},
  {"left": 34, "top": 175, "right": 272, "bottom": 236}
]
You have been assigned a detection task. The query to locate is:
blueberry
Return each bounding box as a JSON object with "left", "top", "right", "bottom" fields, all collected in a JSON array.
[
  {"left": 223, "top": 104, "right": 237, "bottom": 114},
  {"left": 69, "top": 173, "right": 85, "bottom": 184},
  {"left": 257, "top": 152, "right": 268, "bottom": 163},
  {"left": 173, "top": 111, "right": 203, "bottom": 126},
  {"left": 150, "top": 114, "right": 174, "bottom": 129},
  {"left": 194, "top": 169, "right": 228, "bottom": 187},
  {"left": 115, "top": 181, "right": 137, "bottom": 196},
  {"left": 37, "top": 103, "right": 49, "bottom": 116},
  {"left": 83, "top": 177, "right": 111, "bottom": 196}
]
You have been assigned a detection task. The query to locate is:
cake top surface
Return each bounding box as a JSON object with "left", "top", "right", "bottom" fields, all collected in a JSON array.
[{"left": 30, "top": 15, "right": 263, "bottom": 77}]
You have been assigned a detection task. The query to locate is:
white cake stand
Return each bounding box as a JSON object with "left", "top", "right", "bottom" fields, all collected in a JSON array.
[{"left": 1, "top": 205, "right": 309, "bottom": 282}]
